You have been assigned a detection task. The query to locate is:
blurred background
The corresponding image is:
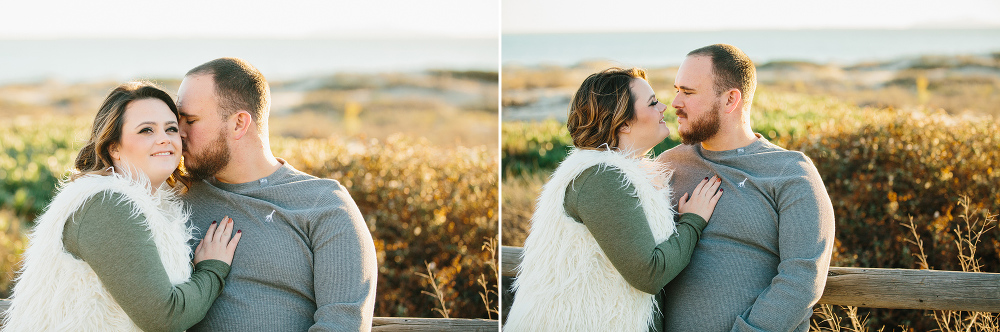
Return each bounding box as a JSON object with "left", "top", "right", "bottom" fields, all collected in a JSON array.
[
  {"left": 0, "top": 0, "right": 499, "bottom": 320},
  {"left": 501, "top": 0, "right": 1000, "bottom": 329}
]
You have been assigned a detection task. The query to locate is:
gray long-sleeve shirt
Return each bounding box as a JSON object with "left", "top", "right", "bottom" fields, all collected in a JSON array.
[
  {"left": 657, "top": 135, "right": 835, "bottom": 332},
  {"left": 182, "top": 163, "right": 377, "bottom": 332}
]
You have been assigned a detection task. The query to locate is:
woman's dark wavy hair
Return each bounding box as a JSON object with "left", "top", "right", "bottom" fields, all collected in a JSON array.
[
  {"left": 72, "top": 81, "right": 188, "bottom": 189},
  {"left": 566, "top": 67, "right": 647, "bottom": 149}
]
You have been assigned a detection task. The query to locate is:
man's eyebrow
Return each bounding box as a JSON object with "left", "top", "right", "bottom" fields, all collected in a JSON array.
[
  {"left": 674, "top": 85, "right": 696, "bottom": 91},
  {"left": 178, "top": 111, "right": 193, "bottom": 117}
]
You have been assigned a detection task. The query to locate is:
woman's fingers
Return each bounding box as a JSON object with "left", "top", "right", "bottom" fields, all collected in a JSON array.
[
  {"left": 220, "top": 217, "right": 235, "bottom": 244},
  {"left": 205, "top": 219, "right": 219, "bottom": 242},
  {"left": 213, "top": 216, "right": 229, "bottom": 242},
  {"left": 696, "top": 176, "right": 721, "bottom": 197},
  {"left": 693, "top": 177, "right": 710, "bottom": 196},
  {"left": 227, "top": 229, "right": 242, "bottom": 255},
  {"left": 707, "top": 177, "right": 722, "bottom": 194},
  {"left": 711, "top": 187, "right": 724, "bottom": 205}
]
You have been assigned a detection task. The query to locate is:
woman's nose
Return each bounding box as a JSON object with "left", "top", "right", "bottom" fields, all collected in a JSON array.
[{"left": 157, "top": 131, "right": 171, "bottom": 144}]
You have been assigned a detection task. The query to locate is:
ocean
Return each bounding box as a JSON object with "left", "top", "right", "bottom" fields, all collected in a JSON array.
[
  {"left": 502, "top": 29, "right": 1000, "bottom": 67},
  {"left": 0, "top": 38, "right": 498, "bottom": 84}
]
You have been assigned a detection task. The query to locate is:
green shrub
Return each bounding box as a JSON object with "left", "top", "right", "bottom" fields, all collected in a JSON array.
[
  {"left": 778, "top": 110, "right": 1000, "bottom": 329},
  {"left": 273, "top": 135, "right": 498, "bottom": 318}
]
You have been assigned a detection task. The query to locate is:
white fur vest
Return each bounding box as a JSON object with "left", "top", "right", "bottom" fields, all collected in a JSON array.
[
  {"left": 505, "top": 148, "right": 676, "bottom": 331},
  {"left": 2, "top": 173, "right": 194, "bottom": 332}
]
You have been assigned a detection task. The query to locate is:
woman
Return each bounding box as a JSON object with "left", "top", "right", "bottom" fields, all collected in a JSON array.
[
  {"left": 3, "top": 82, "right": 242, "bottom": 331},
  {"left": 505, "top": 68, "right": 723, "bottom": 331}
]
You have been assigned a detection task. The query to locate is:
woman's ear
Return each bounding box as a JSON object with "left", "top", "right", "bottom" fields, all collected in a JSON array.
[
  {"left": 109, "top": 143, "right": 121, "bottom": 161},
  {"left": 619, "top": 124, "right": 631, "bottom": 134}
]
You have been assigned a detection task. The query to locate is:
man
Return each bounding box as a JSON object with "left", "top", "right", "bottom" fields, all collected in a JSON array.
[
  {"left": 176, "top": 58, "right": 377, "bottom": 331},
  {"left": 657, "top": 45, "right": 835, "bottom": 331}
]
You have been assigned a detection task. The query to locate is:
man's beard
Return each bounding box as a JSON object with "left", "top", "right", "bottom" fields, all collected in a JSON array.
[
  {"left": 184, "top": 129, "right": 231, "bottom": 181},
  {"left": 679, "top": 99, "right": 722, "bottom": 145}
]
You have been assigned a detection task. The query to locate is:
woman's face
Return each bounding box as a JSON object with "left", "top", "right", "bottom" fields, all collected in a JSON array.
[
  {"left": 111, "top": 98, "right": 182, "bottom": 188},
  {"left": 619, "top": 78, "right": 669, "bottom": 154}
]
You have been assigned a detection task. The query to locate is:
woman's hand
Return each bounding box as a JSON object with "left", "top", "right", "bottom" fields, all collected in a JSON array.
[
  {"left": 193, "top": 216, "right": 242, "bottom": 266},
  {"left": 678, "top": 176, "right": 724, "bottom": 222}
]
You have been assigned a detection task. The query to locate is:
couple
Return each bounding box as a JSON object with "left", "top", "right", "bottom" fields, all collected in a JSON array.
[
  {"left": 506, "top": 44, "right": 836, "bottom": 331},
  {"left": 3, "top": 58, "right": 378, "bottom": 331}
]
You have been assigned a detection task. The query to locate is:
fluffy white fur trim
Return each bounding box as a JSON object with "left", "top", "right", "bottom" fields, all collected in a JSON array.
[
  {"left": 3, "top": 172, "right": 194, "bottom": 332},
  {"left": 505, "top": 148, "right": 676, "bottom": 331}
]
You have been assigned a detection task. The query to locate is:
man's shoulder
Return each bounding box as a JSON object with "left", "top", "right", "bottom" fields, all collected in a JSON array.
[
  {"left": 277, "top": 169, "right": 351, "bottom": 201},
  {"left": 656, "top": 144, "right": 702, "bottom": 171},
  {"left": 662, "top": 143, "right": 696, "bottom": 157}
]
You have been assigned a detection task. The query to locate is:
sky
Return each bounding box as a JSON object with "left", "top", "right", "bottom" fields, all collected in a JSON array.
[
  {"left": 1, "top": 0, "right": 499, "bottom": 39},
  {"left": 503, "top": 0, "right": 1000, "bottom": 34}
]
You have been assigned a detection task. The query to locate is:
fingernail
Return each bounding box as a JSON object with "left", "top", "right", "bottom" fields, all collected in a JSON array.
[
  {"left": 704, "top": 177, "right": 708, "bottom": 180},
  {"left": 211, "top": 220, "right": 217, "bottom": 225},
  {"left": 237, "top": 230, "right": 242, "bottom": 233},
  {"left": 720, "top": 188, "right": 724, "bottom": 192}
]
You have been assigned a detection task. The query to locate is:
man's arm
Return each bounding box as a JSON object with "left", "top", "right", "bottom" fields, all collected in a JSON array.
[
  {"left": 732, "top": 158, "right": 836, "bottom": 332},
  {"left": 309, "top": 186, "right": 378, "bottom": 332}
]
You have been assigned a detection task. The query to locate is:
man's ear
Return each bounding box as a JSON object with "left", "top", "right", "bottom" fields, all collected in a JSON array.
[
  {"left": 231, "top": 111, "right": 253, "bottom": 140},
  {"left": 725, "top": 89, "right": 742, "bottom": 114}
]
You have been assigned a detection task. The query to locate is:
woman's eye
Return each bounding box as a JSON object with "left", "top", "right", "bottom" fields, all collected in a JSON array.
[
  {"left": 649, "top": 99, "right": 659, "bottom": 107},
  {"left": 166, "top": 126, "right": 179, "bottom": 133},
  {"left": 139, "top": 127, "right": 153, "bottom": 134}
]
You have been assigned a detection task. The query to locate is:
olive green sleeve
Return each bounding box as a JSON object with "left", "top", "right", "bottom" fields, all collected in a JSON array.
[
  {"left": 564, "top": 166, "right": 707, "bottom": 294},
  {"left": 63, "top": 192, "right": 231, "bottom": 332}
]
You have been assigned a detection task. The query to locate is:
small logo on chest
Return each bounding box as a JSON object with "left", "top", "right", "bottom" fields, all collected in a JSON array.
[
  {"left": 739, "top": 178, "right": 748, "bottom": 187},
  {"left": 265, "top": 210, "right": 276, "bottom": 223}
]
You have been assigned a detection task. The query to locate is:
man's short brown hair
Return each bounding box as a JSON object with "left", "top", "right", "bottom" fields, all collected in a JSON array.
[
  {"left": 186, "top": 58, "right": 270, "bottom": 129},
  {"left": 687, "top": 44, "right": 756, "bottom": 109}
]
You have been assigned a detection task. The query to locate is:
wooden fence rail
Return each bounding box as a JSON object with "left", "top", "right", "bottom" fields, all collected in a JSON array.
[
  {"left": 501, "top": 246, "right": 1000, "bottom": 313},
  {"left": 0, "top": 300, "right": 499, "bottom": 331}
]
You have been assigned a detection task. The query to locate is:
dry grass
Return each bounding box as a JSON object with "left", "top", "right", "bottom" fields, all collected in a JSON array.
[
  {"left": 812, "top": 198, "right": 1000, "bottom": 332},
  {"left": 416, "top": 261, "right": 451, "bottom": 318},
  {"left": 908, "top": 197, "right": 1000, "bottom": 332},
  {"left": 478, "top": 237, "right": 499, "bottom": 320},
  {"left": 811, "top": 304, "right": 886, "bottom": 332},
  {"left": 500, "top": 171, "right": 549, "bottom": 247}
]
